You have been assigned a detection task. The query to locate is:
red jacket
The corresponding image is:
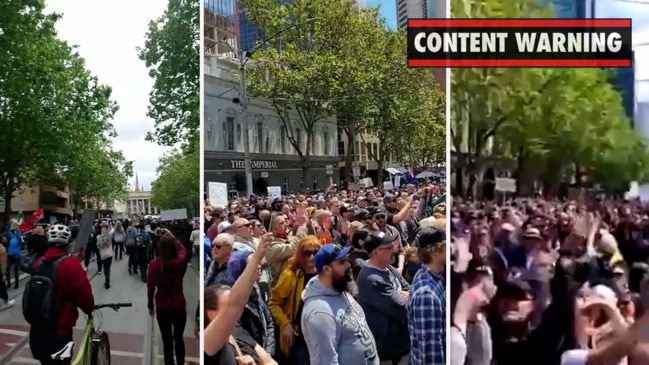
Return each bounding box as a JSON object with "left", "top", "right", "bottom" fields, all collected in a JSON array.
[
  {"left": 147, "top": 239, "right": 188, "bottom": 312},
  {"left": 33, "top": 247, "right": 95, "bottom": 335}
]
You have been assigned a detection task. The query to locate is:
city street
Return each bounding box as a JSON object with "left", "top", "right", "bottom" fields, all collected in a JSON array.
[{"left": 0, "top": 254, "right": 200, "bottom": 365}]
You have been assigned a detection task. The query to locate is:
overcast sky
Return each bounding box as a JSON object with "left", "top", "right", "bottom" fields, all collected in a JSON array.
[{"left": 44, "top": 0, "right": 171, "bottom": 191}]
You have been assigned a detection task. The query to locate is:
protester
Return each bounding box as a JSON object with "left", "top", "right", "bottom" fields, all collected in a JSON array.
[
  {"left": 202, "top": 180, "right": 447, "bottom": 365},
  {"left": 449, "top": 197, "right": 649, "bottom": 365}
]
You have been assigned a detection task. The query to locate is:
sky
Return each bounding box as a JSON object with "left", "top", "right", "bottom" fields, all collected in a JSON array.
[
  {"left": 44, "top": 0, "right": 171, "bottom": 191},
  {"left": 597, "top": 0, "right": 649, "bottom": 101}
]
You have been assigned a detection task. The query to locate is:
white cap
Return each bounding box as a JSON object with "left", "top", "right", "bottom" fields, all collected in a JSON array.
[{"left": 217, "top": 222, "right": 232, "bottom": 234}]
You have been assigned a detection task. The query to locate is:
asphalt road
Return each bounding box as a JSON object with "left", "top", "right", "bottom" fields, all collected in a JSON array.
[{"left": 0, "top": 252, "right": 200, "bottom": 365}]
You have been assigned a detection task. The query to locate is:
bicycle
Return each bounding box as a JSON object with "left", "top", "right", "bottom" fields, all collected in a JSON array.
[{"left": 51, "top": 302, "right": 132, "bottom": 365}]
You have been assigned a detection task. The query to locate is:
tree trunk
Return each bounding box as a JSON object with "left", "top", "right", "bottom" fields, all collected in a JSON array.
[{"left": 301, "top": 158, "right": 309, "bottom": 192}]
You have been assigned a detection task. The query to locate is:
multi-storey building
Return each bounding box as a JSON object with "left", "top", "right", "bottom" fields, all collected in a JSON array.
[
  {"left": 204, "top": 0, "right": 348, "bottom": 195},
  {"left": 336, "top": 126, "right": 402, "bottom": 184}
]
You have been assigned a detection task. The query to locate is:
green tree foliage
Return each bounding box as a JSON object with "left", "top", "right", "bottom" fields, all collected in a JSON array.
[
  {"left": 451, "top": 0, "right": 647, "bottom": 196},
  {"left": 0, "top": 0, "right": 129, "bottom": 223},
  {"left": 238, "top": 0, "right": 445, "bottom": 181},
  {"left": 150, "top": 139, "right": 199, "bottom": 217},
  {"left": 138, "top": 0, "right": 200, "bottom": 151}
]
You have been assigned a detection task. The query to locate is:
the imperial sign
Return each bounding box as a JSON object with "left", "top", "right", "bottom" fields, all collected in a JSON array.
[{"left": 230, "top": 160, "right": 279, "bottom": 169}]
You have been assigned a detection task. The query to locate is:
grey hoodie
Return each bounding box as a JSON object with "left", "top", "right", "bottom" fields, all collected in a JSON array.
[{"left": 301, "top": 277, "right": 380, "bottom": 365}]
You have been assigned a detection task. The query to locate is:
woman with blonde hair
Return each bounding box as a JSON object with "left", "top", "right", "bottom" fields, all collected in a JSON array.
[
  {"left": 269, "top": 235, "right": 322, "bottom": 365},
  {"left": 97, "top": 221, "right": 114, "bottom": 289},
  {"left": 112, "top": 220, "right": 126, "bottom": 260}
]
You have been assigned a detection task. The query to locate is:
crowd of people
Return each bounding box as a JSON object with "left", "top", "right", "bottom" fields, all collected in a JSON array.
[
  {"left": 450, "top": 197, "right": 649, "bottom": 365},
  {"left": 203, "top": 183, "right": 447, "bottom": 365},
  {"left": 0, "top": 216, "right": 195, "bottom": 365}
]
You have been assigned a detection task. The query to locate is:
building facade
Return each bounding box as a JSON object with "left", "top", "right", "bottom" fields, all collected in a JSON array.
[
  {"left": 204, "top": 56, "right": 340, "bottom": 195},
  {"left": 396, "top": 0, "right": 425, "bottom": 30},
  {"left": 337, "top": 128, "right": 402, "bottom": 183}
]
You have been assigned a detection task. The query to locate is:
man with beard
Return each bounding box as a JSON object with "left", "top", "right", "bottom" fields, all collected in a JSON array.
[
  {"left": 301, "top": 244, "right": 379, "bottom": 365},
  {"left": 408, "top": 226, "right": 446, "bottom": 365},
  {"left": 265, "top": 214, "right": 297, "bottom": 287}
]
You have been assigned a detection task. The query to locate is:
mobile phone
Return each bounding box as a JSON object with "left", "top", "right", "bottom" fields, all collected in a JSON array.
[{"left": 269, "top": 212, "right": 277, "bottom": 233}]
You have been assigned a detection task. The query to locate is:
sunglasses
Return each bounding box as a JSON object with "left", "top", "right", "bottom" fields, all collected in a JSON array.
[
  {"left": 212, "top": 244, "right": 223, "bottom": 249},
  {"left": 235, "top": 223, "right": 251, "bottom": 229},
  {"left": 303, "top": 250, "right": 318, "bottom": 257}
]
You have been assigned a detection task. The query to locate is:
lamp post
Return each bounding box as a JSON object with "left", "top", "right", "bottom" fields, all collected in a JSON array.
[{"left": 207, "top": 18, "right": 320, "bottom": 197}]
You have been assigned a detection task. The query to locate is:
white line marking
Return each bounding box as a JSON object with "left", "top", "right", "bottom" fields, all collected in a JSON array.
[
  {"left": 111, "top": 350, "right": 144, "bottom": 358},
  {"left": 0, "top": 328, "right": 28, "bottom": 336},
  {"left": 156, "top": 355, "right": 200, "bottom": 362},
  {"left": 7, "top": 357, "right": 39, "bottom": 364}
]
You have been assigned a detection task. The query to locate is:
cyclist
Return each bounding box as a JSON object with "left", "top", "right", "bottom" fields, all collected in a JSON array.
[{"left": 28, "top": 224, "right": 95, "bottom": 365}]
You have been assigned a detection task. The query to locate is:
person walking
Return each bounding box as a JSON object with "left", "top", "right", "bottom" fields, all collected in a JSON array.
[
  {"left": 112, "top": 221, "right": 126, "bottom": 260},
  {"left": 0, "top": 235, "right": 15, "bottom": 309},
  {"left": 97, "top": 222, "right": 114, "bottom": 289},
  {"left": 125, "top": 220, "right": 139, "bottom": 275},
  {"left": 147, "top": 231, "right": 189, "bottom": 365},
  {"left": 6, "top": 222, "right": 23, "bottom": 290}
]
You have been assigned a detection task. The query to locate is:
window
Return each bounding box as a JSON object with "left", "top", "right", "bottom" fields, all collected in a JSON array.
[
  {"left": 355, "top": 141, "right": 361, "bottom": 161},
  {"left": 256, "top": 122, "right": 263, "bottom": 153},
  {"left": 236, "top": 123, "right": 242, "bottom": 148},
  {"left": 312, "top": 132, "right": 318, "bottom": 155},
  {"left": 337, "top": 128, "right": 345, "bottom": 156},
  {"left": 223, "top": 117, "right": 235, "bottom": 150},
  {"left": 282, "top": 177, "right": 289, "bottom": 194},
  {"left": 206, "top": 118, "right": 213, "bottom": 146},
  {"left": 361, "top": 142, "right": 367, "bottom": 159},
  {"left": 323, "top": 126, "right": 330, "bottom": 155},
  {"left": 313, "top": 175, "right": 318, "bottom": 190},
  {"left": 373, "top": 143, "right": 378, "bottom": 160},
  {"left": 264, "top": 127, "right": 271, "bottom": 153},
  {"left": 279, "top": 126, "right": 286, "bottom": 153},
  {"left": 296, "top": 128, "right": 302, "bottom": 152}
]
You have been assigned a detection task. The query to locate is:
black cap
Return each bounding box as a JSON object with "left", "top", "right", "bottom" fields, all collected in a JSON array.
[
  {"left": 354, "top": 209, "right": 372, "bottom": 221},
  {"left": 499, "top": 278, "right": 533, "bottom": 300},
  {"left": 350, "top": 229, "right": 370, "bottom": 250},
  {"left": 362, "top": 231, "right": 398, "bottom": 253},
  {"left": 415, "top": 226, "right": 445, "bottom": 249},
  {"left": 340, "top": 204, "right": 353, "bottom": 214}
]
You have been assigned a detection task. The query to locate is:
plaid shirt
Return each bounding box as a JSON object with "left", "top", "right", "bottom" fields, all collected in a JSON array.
[{"left": 407, "top": 267, "right": 446, "bottom": 365}]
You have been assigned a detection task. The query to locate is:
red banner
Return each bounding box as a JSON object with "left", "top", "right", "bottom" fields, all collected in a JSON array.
[{"left": 20, "top": 209, "right": 44, "bottom": 233}]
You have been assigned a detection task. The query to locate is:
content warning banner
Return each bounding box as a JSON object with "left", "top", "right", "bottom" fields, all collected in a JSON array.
[{"left": 407, "top": 19, "right": 632, "bottom": 68}]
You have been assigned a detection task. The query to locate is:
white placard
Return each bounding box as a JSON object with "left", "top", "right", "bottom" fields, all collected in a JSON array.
[
  {"left": 495, "top": 178, "right": 517, "bottom": 192},
  {"left": 326, "top": 165, "right": 333, "bottom": 175},
  {"left": 352, "top": 167, "right": 360, "bottom": 177},
  {"left": 383, "top": 181, "right": 393, "bottom": 191},
  {"left": 160, "top": 208, "right": 188, "bottom": 221},
  {"left": 268, "top": 186, "right": 281, "bottom": 199},
  {"left": 208, "top": 182, "right": 228, "bottom": 207}
]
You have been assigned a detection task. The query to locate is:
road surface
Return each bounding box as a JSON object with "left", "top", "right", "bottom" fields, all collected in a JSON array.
[{"left": 0, "top": 253, "right": 200, "bottom": 365}]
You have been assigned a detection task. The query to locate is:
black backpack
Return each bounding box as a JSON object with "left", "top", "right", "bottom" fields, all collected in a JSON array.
[{"left": 22, "top": 256, "right": 68, "bottom": 329}]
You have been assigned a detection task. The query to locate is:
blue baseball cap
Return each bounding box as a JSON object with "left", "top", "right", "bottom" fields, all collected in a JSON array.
[{"left": 314, "top": 244, "right": 352, "bottom": 273}]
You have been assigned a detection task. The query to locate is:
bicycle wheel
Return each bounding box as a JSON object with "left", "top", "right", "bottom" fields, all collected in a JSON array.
[{"left": 90, "top": 331, "right": 110, "bottom": 365}]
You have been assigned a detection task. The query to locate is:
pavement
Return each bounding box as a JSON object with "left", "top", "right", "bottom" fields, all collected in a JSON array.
[{"left": 0, "top": 252, "right": 200, "bottom": 365}]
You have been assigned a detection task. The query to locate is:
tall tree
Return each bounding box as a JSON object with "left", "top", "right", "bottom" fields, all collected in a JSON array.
[
  {"left": 241, "top": 0, "right": 372, "bottom": 183},
  {"left": 150, "top": 139, "right": 199, "bottom": 217},
  {"left": 138, "top": 0, "right": 200, "bottom": 150},
  {"left": 0, "top": 0, "right": 119, "bottom": 223}
]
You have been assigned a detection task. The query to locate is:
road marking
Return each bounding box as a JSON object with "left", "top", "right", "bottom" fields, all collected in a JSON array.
[
  {"left": 6, "top": 357, "right": 39, "bottom": 364},
  {"left": 112, "top": 350, "right": 143, "bottom": 358},
  {"left": 0, "top": 329, "right": 28, "bottom": 336},
  {"left": 157, "top": 355, "right": 200, "bottom": 363}
]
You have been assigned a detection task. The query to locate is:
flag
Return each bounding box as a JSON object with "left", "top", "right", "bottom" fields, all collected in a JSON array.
[{"left": 20, "top": 209, "right": 44, "bottom": 233}]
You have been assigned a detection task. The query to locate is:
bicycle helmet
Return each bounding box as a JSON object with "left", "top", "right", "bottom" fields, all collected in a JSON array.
[{"left": 47, "top": 224, "right": 72, "bottom": 245}]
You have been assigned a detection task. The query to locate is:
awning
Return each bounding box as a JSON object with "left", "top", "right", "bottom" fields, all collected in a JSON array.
[{"left": 385, "top": 167, "right": 404, "bottom": 175}]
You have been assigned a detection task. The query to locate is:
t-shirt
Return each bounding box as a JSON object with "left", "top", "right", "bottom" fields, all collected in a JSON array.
[
  {"left": 204, "top": 344, "right": 236, "bottom": 365},
  {"left": 561, "top": 349, "right": 627, "bottom": 365},
  {"left": 234, "top": 326, "right": 261, "bottom": 365}
]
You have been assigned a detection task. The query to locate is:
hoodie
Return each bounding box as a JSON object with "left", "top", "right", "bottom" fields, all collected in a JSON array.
[
  {"left": 6, "top": 227, "right": 22, "bottom": 257},
  {"left": 301, "top": 277, "right": 380, "bottom": 365}
]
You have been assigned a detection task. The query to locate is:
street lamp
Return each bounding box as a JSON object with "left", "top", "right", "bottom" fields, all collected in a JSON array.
[{"left": 207, "top": 18, "right": 320, "bottom": 197}]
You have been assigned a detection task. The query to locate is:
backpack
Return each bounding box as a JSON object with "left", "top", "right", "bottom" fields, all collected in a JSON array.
[{"left": 22, "top": 256, "right": 68, "bottom": 329}]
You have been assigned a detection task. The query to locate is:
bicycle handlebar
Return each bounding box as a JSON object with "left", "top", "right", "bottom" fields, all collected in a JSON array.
[{"left": 94, "top": 303, "right": 133, "bottom": 311}]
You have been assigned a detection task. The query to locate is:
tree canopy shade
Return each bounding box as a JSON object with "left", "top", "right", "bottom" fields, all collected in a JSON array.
[
  {"left": 0, "top": 0, "right": 131, "bottom": 223},
  {"left": 150, "top": 140, "right": 199, "bottom": 217},
  {"left": 138, "top": 0, "right": 200, "bottom": 152},
  {"left": 238, "top": 0, "right": 446, "bottom": 181},
  {"left": 451, "top": 0, "right": 649, "bottom": 196}
]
